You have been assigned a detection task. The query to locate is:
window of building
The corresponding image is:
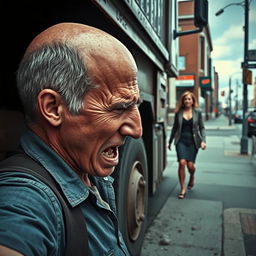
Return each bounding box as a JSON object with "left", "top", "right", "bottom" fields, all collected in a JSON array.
[
  {"left": 136, "top": 0, "right": 164, "bottom": 38},
  {"left": 178, "top": 56, "right": 186, "bottom": 70}
]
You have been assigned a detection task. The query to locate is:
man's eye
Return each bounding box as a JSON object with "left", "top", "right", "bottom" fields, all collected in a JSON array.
[
  {"left": 110, "top": 101, "right": 137, "bottom": 113},
  {"left": 114, "top": 107, "right": 126, "bottom": 112},
  {"left": 110, "top": 106, "right": 127, "bottom": 113}
]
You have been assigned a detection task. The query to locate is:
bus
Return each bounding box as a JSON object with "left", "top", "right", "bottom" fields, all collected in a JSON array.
[{"left": 0, "top": 1, "right": 208, "bottom": 255}]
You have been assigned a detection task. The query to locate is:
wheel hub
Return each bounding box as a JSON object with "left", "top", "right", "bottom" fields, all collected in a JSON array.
[{"left": 127, "top": 161, "right": 146, "bottom": 241}]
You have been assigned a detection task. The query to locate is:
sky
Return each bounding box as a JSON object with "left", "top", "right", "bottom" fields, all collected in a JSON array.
[{"left": 208, "top": 0, "right": 256, "bottom": 106}]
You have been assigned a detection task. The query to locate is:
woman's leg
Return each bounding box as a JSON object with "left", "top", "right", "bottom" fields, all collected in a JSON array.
[
  {"left": 187, "top": 161, "right": 195, "bottom": 189},
  {"left": 178, "top": 159, "right": 187, "bottom": 198}
]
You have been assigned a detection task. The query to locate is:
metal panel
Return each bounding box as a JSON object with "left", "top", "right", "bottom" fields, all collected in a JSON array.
[
  {"left": 152, "top": 130, "right": 158, "bottom": 194},
  {"left": 152, "top": 124, "right": 164, "bottom": 194},
  {"left": 93, "top": 0, "right": 165, "bottom": 70},
  {"left": 156, "top": 71, "right": 168, "bottom": 122},
  {"left": 125, "top": 0, "right": 168, "bottom": 59}
]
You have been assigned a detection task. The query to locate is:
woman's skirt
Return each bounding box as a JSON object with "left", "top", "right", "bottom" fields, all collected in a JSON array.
[{"left": 176, "top": 141, "right": 198, "bottom": 163}]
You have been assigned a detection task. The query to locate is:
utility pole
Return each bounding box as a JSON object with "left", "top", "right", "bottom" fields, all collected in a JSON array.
[
  {"left": 240, "top": 0, "right": 249, "bottom": 154},
  {"left": 229, "top": 77, "right": 232, "bottom": 126},
  {"left": 235, "top": 79, "right": 239, "bottom": 113},
  {"left": 215, "top": 0, "right": 250, "bottom": 154}
]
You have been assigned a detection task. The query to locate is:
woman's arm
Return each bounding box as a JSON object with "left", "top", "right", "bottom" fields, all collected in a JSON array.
[
  {"left": 168, "top": 113, "right": 178, "bottom": 150},
  {"left": 198, "top": 111, "right": 206, "bottom": 149}
]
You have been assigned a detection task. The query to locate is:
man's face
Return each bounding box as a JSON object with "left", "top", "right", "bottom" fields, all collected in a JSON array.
[{"left": 59, "top": 52, "right": 142, "bottom": 177}]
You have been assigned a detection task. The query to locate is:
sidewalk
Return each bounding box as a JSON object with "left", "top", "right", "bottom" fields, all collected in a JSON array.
[
  {"left": 141, "top": 115, "right": 256, "bottom": 256},
  {"left": 204, "top": 114, "right": 236, "bottom": 130}
]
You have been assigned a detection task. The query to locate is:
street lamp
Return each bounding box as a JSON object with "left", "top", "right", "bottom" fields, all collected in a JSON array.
[
  {"left": 215, "top": 2, "right": 244, "bottom": 16},
  {"left": 215, "top": 0, "right": 249, "bottom": 154}
]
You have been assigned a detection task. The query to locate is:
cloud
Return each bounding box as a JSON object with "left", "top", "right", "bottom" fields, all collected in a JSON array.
[
  {"left": 250, "top": 39, "right": 256, "bottom": 49},
  {"left": 213, "top": 58, "right": 256, "bottom": 101},
  {"left": 215, "top": 24, "right": 244, "bottom": 44},
  {"left": 209, "top": 0, "right": 256, "bottom": 102},
  {"left": 250, "top": 6, "right": 256, "bottom": 23},
  {"left": 212, "top": 42, "right": 243, "bottom": 60},
  {"left": 212, "top": 44, "right": 233, "bottom": 59},
  {"left": 213, "top": 58, "right": 243, "bottom": 86},
  {"left": 212, "top": 24, "right": 244, "bottom": 60}
]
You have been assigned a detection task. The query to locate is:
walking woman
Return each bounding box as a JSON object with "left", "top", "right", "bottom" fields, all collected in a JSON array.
[{"left": 168, "top": 91, "right": 206, "bottom": 199}]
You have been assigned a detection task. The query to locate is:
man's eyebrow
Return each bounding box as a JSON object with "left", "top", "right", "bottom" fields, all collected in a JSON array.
[
  {"left": 110, "top": 97, "right": 143, "bottom": 109},
  {"left": 110, "top": 101, "right": 134, "bottom": 109}
]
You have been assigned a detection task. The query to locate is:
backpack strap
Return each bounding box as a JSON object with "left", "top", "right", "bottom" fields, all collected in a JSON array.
[{"left": 0, "top": 152, "right": 88, "bottom": 256}]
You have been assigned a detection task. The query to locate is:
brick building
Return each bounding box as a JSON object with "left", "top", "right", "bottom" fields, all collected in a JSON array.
[{"left": 176, "top": 0, "right": 218, "bottom": 119}]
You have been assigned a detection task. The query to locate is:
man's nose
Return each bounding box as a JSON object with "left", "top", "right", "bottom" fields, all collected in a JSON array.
[{"left": 120, "top": 108, "right": 142, "bottom": 139}]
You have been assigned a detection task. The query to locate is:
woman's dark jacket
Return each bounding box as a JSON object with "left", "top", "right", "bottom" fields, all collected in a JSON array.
[{"left": 168, "top": 108, "right": 206, "bottom": 149}]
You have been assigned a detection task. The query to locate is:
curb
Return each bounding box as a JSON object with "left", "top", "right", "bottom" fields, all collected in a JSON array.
[
  {"left": 223, "top": 208, "right": 256, "bottom": 256},
  {"left": 167, "top": 126, "right": 236, "bottom": 131},
  {"left": 205, "top": 126, "right": 236, "bottom": 130}
]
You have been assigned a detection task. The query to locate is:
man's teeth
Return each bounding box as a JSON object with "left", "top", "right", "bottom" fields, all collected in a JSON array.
[{"left": 102, "top": 148, "right": 115, "bottom": 158}]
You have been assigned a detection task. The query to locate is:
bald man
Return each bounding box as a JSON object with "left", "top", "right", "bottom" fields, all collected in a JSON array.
[{"left": 0, "top": 23, "right": 142, "bottom": 256}]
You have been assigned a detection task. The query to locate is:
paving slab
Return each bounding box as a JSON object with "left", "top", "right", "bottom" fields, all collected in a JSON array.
[
  {"left": 224, "top": 208, "right": 256, "bottom": 256},
  {"left": 141, "top": 198, "right": 223, "bottom": 256}
]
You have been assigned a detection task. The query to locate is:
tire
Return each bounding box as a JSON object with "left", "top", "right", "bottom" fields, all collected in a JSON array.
[{"left": 113, "top": 137, "right": 148, "bottom": 256}]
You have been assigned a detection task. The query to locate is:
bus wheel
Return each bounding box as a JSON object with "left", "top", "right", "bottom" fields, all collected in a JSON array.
[{"left": 114, "top": 137, "right": 148, "bottom": 256}]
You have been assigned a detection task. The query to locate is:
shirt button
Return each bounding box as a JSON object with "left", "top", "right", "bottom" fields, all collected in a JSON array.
[{"left": 103, "top": 177, "right": 108, "bottom": 181}]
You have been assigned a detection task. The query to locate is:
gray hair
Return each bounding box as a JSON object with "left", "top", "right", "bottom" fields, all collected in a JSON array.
[{"left": 16, "top": 42, "right": 96, "bottom": 123}]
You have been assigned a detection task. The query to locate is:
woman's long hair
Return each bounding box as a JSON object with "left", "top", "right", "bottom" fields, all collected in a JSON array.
[{"left": 175, "top": 91, "right": 199, "bottom": 113}]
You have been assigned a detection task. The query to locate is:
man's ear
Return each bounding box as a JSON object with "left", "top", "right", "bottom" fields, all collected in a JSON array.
[{"left": 37, "top": 89, "right": 64, "bottom": 126}]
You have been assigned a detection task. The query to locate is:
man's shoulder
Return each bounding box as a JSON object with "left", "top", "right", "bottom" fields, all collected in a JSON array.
[
  {"left": 0, "top": 168, "right": 62, "bottom": 209},
  {"left": 0, "top": 169, "right": 64, "bottom": 256},
  {"left": 0, "top": 154, "right": 63, "bottom": 211}
]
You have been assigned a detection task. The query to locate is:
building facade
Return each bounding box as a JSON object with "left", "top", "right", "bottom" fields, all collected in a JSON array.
[{"left": 176, "top": 0, "right": 217, "bottom": 119}]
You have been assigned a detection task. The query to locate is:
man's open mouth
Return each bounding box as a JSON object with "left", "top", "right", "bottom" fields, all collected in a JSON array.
[{"left": 102, "top": 146, "right": 118, "bottom": 159}]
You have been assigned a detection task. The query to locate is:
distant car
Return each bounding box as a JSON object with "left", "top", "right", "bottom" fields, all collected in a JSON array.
[
  {"left": 233, "top": 110, "right": 243, "bottom": 123},
  {"left": 247, "top": 110, "right": 256, "bottom": 137}
]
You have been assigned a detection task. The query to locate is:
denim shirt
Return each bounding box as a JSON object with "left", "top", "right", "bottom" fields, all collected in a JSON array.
[{"left": 0, "top": 128, "right": 130, "bottom": 256}]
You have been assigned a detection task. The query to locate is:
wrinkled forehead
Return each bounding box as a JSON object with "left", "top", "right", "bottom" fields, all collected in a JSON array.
[
  {"left": 90, "top": 65, "right": 140, "bottom": 104},
  {"left": 78, "top": 33, "right": 137, "bottom": 72},
  {"left": 77, "top": 33, "right": 138, "bottom": 91}
]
